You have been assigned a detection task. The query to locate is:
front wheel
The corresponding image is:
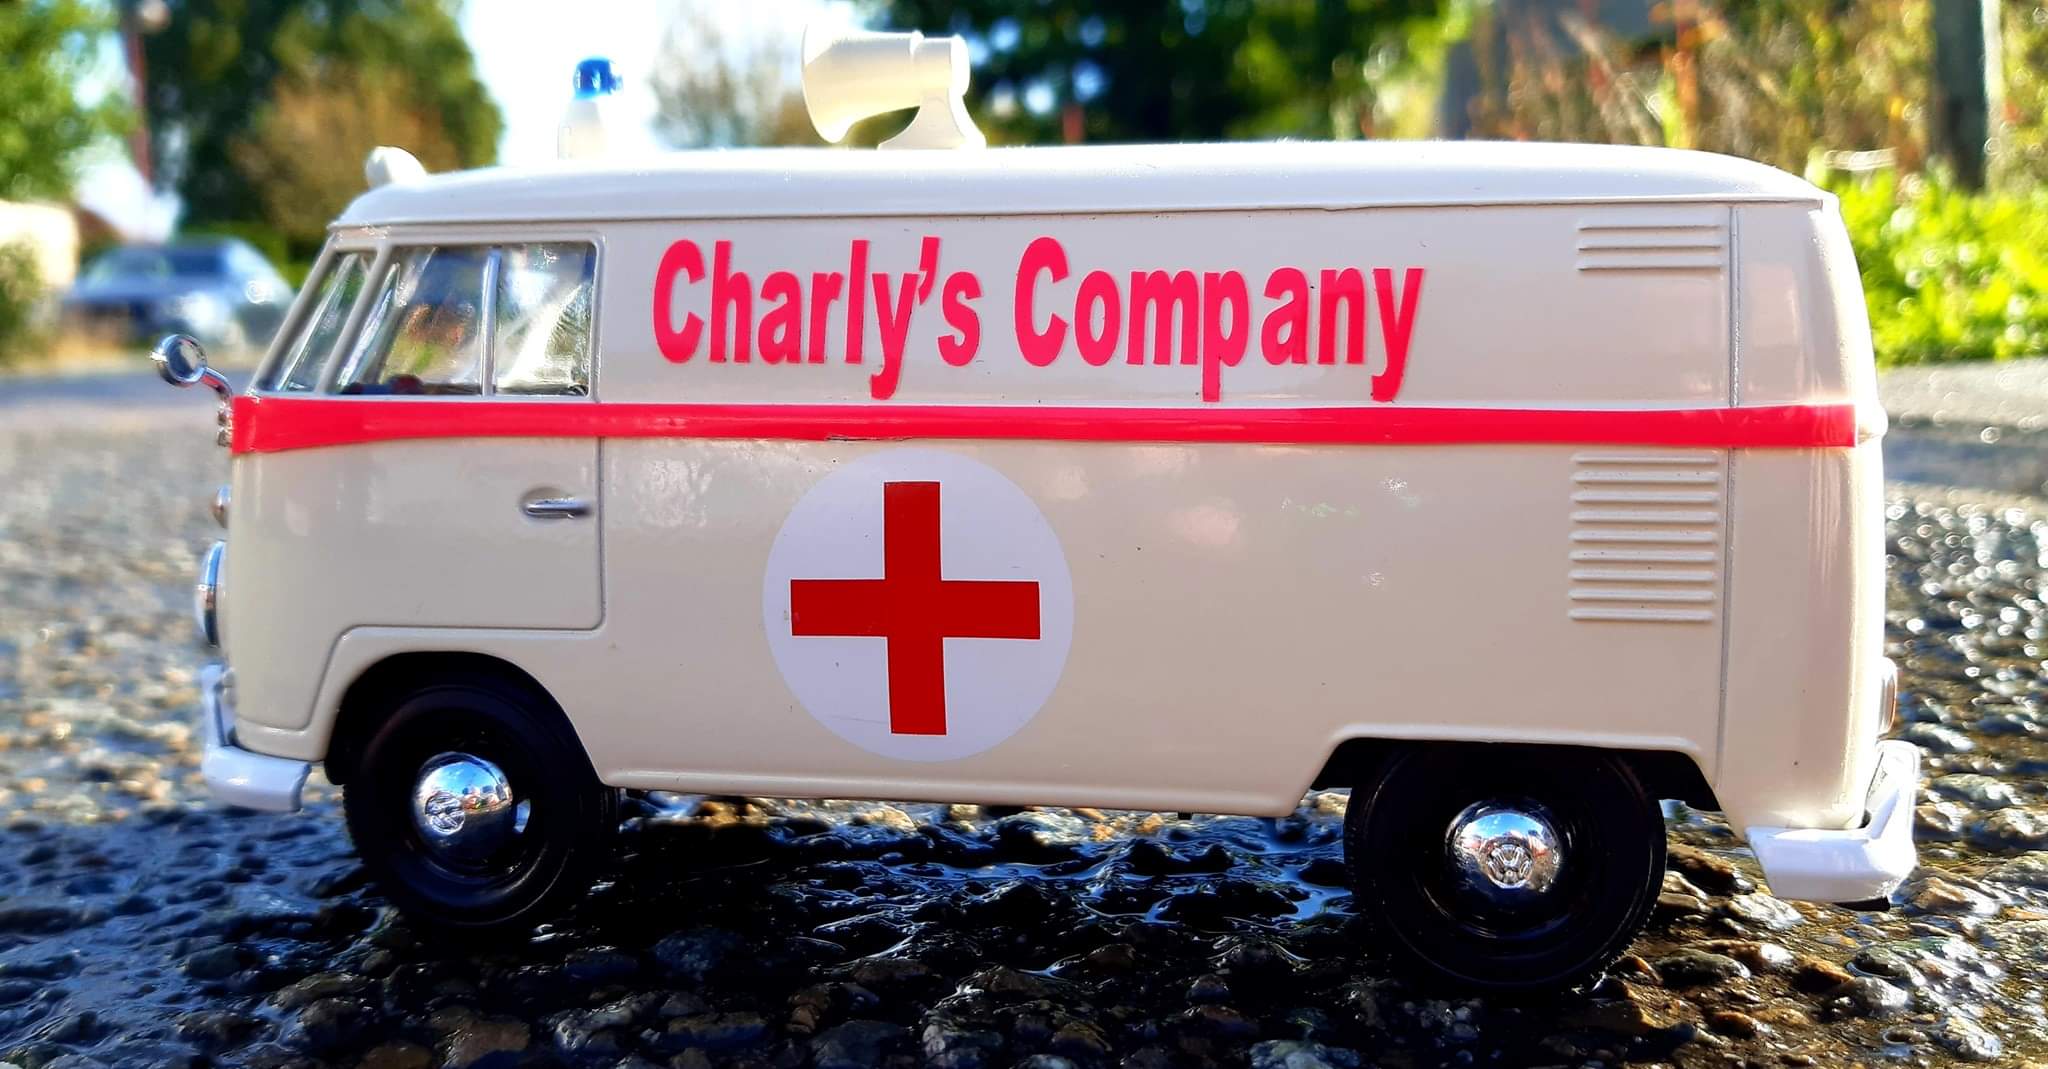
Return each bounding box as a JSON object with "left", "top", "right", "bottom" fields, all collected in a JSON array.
[
  {"left": 1343, "top": 744, "right": 1665, "bottom": 993},
  {"left": 342, "top": 671, "right": 618, "bottom": 934}
]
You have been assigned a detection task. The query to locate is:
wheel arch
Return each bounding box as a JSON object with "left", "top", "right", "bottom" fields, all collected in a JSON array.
[
  {"left": 323, "top": 650, "right": 572, "bottom": 786},
  {"left": 1310, "top": 737, "right": 1720, "bottom": 812}
]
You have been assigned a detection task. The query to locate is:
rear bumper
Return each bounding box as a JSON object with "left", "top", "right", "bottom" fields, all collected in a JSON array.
[
  {"left": 1746, "top": 739, "right": 1919, "bottom": 903},
  {"left": 197, "top": 662, "right": 310, "bottom": 812}
]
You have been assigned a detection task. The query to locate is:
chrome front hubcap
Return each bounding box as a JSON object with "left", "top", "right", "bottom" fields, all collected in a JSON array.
[
  {"left": 410, "top": 752, "right": 520, "bottom": 864},
  {"left": 1445, "top": 802, "right": 1564, "bottom": 909}
]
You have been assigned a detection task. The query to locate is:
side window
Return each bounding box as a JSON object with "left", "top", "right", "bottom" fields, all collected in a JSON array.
[
  {"left": 494, "top": 243, "right": 595, "bottom": 396},
  {"left": 334, "top": 247, "right": 490, "bottom": 395},
  {"left": 264, "top": 252, "right": 368, "bottom": 392}
]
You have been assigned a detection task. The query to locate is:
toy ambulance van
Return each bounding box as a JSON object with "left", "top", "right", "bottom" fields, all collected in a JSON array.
[{"left": 154, "top": 30, "right": 1916, "bottom": 991}]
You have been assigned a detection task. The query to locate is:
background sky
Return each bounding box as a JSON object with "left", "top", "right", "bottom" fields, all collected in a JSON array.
[
  {"left": 463, "top": 0, "right": 843, "bottom": 165},
  {"left": 80, "top": 0, "right": 849, "bottom": 236}
]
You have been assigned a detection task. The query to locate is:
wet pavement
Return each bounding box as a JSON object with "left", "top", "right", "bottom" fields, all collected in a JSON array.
[{"left": 3, "top": 378, "right": 2048, "bottom": 1068}]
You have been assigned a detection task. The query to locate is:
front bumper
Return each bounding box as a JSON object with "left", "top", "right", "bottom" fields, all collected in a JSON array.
[
  {"left": 1746, "top": 739, "right": 1919, "bottom": 903},
  {"left": 197, "top": 662, "right": 310, "bottom": 812}
]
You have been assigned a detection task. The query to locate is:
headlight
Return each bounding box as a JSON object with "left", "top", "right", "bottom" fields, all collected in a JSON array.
[{"left": 196, "top": 540, "right": 224, "bottom": 647}]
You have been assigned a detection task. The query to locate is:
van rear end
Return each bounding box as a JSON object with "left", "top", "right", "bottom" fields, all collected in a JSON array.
[{"left": 1717, "top": 199, "right": 1914, "bottom": 902}]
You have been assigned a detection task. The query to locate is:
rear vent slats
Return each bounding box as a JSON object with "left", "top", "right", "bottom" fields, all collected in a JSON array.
[
  {"left": 1572, "top": 468, "right": 1720, "bottom": 485},
  {"left": 1568, "top": 451, "right": 1726, "bottom": 624},
  {"left": 1576, "top": 210, "right": 1728, "bottom": 274}
]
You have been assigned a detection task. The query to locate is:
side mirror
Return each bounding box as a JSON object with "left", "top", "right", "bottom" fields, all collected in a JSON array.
[
  {"left": 152, "top": 334, "right": 233, "bottom": 401},
  {"left": 153, "top": 333, "right": 209, "bottom": 386},
  {"left": 152, "top": 334, "right": 236, "bottom": 446}
]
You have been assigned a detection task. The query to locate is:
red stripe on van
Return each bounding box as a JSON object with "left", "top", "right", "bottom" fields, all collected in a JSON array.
[{"left": 228, "top": 396, "right": 1860, "bottom": 454}]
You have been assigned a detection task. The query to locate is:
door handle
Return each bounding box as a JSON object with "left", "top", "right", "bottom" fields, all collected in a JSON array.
[{"left": 523, "top": 496, "right": 591, "bottom": 519}]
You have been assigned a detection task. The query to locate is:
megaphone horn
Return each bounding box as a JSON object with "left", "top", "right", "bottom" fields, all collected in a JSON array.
[{"left": 800, "top": 25, "right": 985, "bottom": 150}]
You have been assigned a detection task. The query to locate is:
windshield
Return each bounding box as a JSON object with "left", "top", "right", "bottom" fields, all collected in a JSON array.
[{"left": 82, "top": 247, "right": 223, "bottom": 284}]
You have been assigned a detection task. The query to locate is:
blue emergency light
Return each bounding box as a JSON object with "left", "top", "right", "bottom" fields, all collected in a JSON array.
[{"left": 573, "top": 57, "right": 622, "bottom": 99}]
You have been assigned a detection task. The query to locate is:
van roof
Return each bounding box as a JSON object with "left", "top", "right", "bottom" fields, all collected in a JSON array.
[{"left": 336, "top": 140, "right": 1826, "bottom": 229}]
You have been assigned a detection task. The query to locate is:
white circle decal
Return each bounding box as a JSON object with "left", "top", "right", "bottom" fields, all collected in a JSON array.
[{"left": 763, "top": 449, "right": 1074, "bottom": 761}]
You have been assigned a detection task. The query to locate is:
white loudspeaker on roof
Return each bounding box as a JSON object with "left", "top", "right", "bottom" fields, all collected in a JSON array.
[
  {"left": 801, "top": 26, "right": 985, "bottom": 150},
  {"left": 364, "top": 146, "right": 427, "bottom": 188}
]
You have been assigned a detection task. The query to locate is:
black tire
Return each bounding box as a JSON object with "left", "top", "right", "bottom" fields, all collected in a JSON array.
[
  {"left": 342, "top": 670, "right": 618, "bottom": 934},
  {"left": 1343, "top": 744, "right": 1665, "bottom": 993}
]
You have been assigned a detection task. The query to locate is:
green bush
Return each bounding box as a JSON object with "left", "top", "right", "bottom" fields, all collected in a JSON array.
[
  {"left": 1827, "top": 169, "right": 2048, "bottom": 365},
  {"left": 0, "top": 241, "right": 46, "bottom": 366}
]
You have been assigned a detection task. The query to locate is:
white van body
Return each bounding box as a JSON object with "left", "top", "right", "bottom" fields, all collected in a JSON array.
[{"left": 193, "top": 141, "right": 1914, "bottom": 909}]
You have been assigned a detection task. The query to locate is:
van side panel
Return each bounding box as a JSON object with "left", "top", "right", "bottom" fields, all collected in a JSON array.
[
  {"left": 225, "top": 439, "right": 602, "bottom": 733},
  {"left": 1717, "top": 203, "right": 1886, "bottom": 832},
  {"left": 575, "top": 439, "right": 1723, "bottom": 812},
  {"left": 251, "top": 202, "right": 1760, "bottom": 815},
  {"left": 597, "top": 207, "right": 1729, "bottom": 405},
  {"left": 560, "top": 206, "right": 1729, "bottom": 811}
]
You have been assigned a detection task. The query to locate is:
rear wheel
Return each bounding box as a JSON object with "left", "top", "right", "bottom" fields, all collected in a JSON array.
[
  {"left": 1343, "top": 744, "right": 1665, "bottom": 993},
  {"left": 342, "top": 671, "right": 618, "bottom": 934}
]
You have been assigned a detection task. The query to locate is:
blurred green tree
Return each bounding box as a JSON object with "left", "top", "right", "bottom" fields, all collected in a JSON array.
[
  {"left": 1993, "top": 2, "right": 2048, "bottom": 188},
  {"left": 871, "top": 0, "right": 1470, "bottom": 144},
  {"left": 1469, "top": 0, "right": 1930, "bottom": 176},
  {"left": 142, "top": 0, "right": 500, "bottom": 238},
  {"left": 0, "top": 0, "right": 128, "bottom": 202},
  {"left": 231, "top": 66, "right": 470, "bottom": 252}
]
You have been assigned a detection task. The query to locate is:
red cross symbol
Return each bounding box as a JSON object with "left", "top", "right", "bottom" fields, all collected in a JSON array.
[{"left": 788, "top": 481, "right": 1042, "bottom": 736}]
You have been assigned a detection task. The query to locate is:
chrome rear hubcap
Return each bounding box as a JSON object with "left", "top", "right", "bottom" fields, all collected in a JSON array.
[
  {"left": 1445, "top": 802, "right": 1564, "bottom": 909},
  {"left": 411, "top": 752, "right": 519, "bottom": 864}
]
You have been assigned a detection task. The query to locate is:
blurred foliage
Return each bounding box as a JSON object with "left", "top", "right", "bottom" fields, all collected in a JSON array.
[
  {"left": 651, "top": 6, "right": 818, "bottom": 148},
  {"left": 232, "top": 67, "right": 468, "bottom": 252},
  {"left": 0, "top": 0, "right": 129, "bottom": 202},
  {"left": 1992, "top": 3, "right": 2048, "bottom": 187},
  {"left": 1470, "top": 0, "right": 1929, "bottom": 175},
  {"left": 1469, "top": 0, "right": 2048, "bottom": 364},
  {"left": 1829, "top": 168, "right": 2048, "bottom": 365},
  {"left": 142, "top": 0, "right": 500, "bottom": 252},
  {"left": 872, "top": 0, "right": 1474, "bottom": 144},
  {"left": 0, "top": 242, "right": 48, "bottom": 367}
]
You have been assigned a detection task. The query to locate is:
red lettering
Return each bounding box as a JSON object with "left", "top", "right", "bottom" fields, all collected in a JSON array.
[
  {"left": 1262, "top": 267, "right": 1309, "bottom": 365},
  {"left": 807, "top": 271, "right": 843, "bottom": 363},
  {"left": 1318, "top": 268, "right": 1367, "bottom": 366},
  {"left": 1373, "top": 267, "right": 1424, "bottom": 402},
  {"left": 1075, "top": 270, "right": 1121, "bottom": 366},
  {"left": 660, "top": 235, "right": 1419, "bottom": 406},
  {"left": 759, "top": 271, "right": 802, "bottom": 364},
  {"left": 1016, "top": 237, "right": 1067, "bottom": 367},
  {"left": 652, "top": 239, "right": 703, "bottom": 363},
  {"left": 938, "top": 272, "right": 981, "bottom": 367},
  {"left": 846, "top": 239, "right": 868, "bottom": 366},
  {"left": 915, "top": 236, "right": 941, "bottom": 303},
  {"left": 1128, "top": 269, "right": 1198, "bottom": 366},
  {"left": 711, "top": 240, "right": 750, "bottom": 363},
  {"left": 871, "top": 272, "right": 918, "bottom": 400},
  {"left": 1200, "top": 270, "right": 1248, "bottom": 402}
]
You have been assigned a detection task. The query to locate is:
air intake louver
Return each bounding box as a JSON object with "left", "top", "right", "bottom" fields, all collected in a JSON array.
[
  {"left": 1576, "top": 208, "right": 1728, "bottom": 273},
  {"left": 1569, "top": 451, "right": 1726, "bottom": 623}
]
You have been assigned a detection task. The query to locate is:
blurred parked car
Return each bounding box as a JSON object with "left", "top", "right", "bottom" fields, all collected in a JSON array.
[{"left": 61, "top": 238, "right": 291, "bottom": 354}]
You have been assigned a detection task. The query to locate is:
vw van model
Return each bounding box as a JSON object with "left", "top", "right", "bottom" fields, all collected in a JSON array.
[{"left": 155, "top": 31, "right": 1916, "bottom": 992}]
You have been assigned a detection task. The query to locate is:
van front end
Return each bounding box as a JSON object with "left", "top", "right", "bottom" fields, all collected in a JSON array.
[
  {"left": 196, "top": 661, "right": 311, "bottom": 812},
  {"left": 152, "top": 334, "right": 313, "bottom": 813}
]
